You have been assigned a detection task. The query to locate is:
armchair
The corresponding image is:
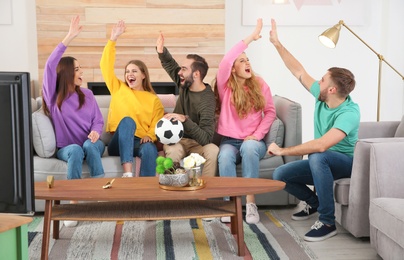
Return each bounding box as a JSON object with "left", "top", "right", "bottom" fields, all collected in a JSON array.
[
  {"left": 334, "top": 117, "right": 404, "bottom": 237},
  {"left": 369, "top": 142, "right": 404, "bottom": 259}
]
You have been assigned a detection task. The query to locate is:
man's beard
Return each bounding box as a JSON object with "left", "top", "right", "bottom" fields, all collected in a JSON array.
[
  {"left": 181, "top": 75, "right": 194, "bottom": 89},
  {"left": 318, "top": 89, "right": 327, "bottom": 102}
]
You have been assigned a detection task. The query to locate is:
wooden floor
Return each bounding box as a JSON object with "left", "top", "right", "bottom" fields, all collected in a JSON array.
[{"left": 269, "top": 202, "right": 382, "bottom": 260}]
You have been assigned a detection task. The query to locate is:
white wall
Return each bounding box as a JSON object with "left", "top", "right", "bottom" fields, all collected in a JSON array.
[
  {"left": 0, "top": 0, "right": 38, "bottom": 96},
  {"left": 225, "top": 0, "right": 404, "bottom": 142}
]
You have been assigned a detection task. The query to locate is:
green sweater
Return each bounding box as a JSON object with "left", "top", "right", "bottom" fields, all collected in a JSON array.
[{"left": 158, "top": 47, "right": 216, "bottom": 146}]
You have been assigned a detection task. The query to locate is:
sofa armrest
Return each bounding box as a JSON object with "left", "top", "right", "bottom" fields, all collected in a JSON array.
[
  {"left": 369, "top": 140, "right": 404, "bottom": 200},
  {"left": 358, "top": 121, "right": 400, "bottom": 139}
]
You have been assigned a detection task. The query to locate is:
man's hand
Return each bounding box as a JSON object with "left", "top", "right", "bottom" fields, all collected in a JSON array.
[
  {"left": 269, "top": 18, "right": 279, "bottom": 46},
  {"left": 88, "top": 130, "right": 100, "bottom": 143},
  {"left": 156, "top": 32, "right": 164, "bottom": 53},
  {"left": 110, "top": 20, "right": 126, "bottom": 41},
  {"left": 164, "top": 113, "right": 187, "bottom": 123},
  {"left": 267, "top": 142, "right": 283, "bottom": 156}
]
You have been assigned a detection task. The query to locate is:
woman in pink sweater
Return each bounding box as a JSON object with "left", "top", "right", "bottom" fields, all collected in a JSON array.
[{"left": 216, "top": 18, "right": 276, "bottom": 224}]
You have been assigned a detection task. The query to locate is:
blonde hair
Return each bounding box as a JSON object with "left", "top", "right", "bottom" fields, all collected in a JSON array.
[{"left": 228, "top": 72, "right": 266, "bottom": 118}]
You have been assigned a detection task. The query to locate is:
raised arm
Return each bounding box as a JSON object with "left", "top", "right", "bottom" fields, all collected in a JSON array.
[
  {"left": 269, "top": 19, "right": 315, "bottom": 91},
  {"left": 62, "top": 15, "right": 83, "bottom": 47}
]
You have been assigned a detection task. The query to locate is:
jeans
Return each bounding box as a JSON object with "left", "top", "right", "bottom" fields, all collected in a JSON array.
[
  {"left": 273, "top": 150, "right": 353, "bottom": 225},
  {"left": 57, "top": 139, "right": 105, "bottom": 180},
  {"left": 218, "top": 137, "right": 267, "bottom": 178},
  {"left": 107, "top": 117, "right": 157, "bottom": 176}
]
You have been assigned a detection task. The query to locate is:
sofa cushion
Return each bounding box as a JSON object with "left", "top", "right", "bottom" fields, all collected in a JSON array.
[
  {"left": 32, "top": 108, "right": 56, "bottom": 158},
  {"left": 394, "top": 115, "right": 404, "bottom": 137},
  {"left": 263, "top": 117, "right": 285, "bottom": 158}
]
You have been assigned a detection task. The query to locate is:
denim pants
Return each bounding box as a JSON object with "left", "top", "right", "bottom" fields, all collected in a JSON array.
[
  {"left": 107, "top": 117, "right": 157, "bottom": 176},
  {"left": 218, "top": 137, "right": 267, "bottom": 178},
  {"left": 57, "top": 139, "right": 105, "bottom": 180},
  {"left": 273, "top": 150, "right": 353, "bottom": 225}
]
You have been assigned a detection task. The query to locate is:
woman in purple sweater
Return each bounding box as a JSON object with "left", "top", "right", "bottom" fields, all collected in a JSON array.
[
  {"left": 216, "top": 18, "right": 276, "bottom": 224},
  {"left": 42, "top": 16, "right": 105, "bottom": 226}
]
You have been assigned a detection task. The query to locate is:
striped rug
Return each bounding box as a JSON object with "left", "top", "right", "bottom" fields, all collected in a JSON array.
[{"left": 28, "top": 211, "right": 317, "bottom": 260}]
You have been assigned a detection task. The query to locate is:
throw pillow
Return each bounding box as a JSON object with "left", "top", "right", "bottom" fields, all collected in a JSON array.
[
  {"left": 32, "top": 108, "right": 56, "bottom": 158},
  {"left": 394, "top": 115, "right": 404, "bottom": 137},
  {"left": 264, "top": 118, "right": 285, "bottom": 157}
]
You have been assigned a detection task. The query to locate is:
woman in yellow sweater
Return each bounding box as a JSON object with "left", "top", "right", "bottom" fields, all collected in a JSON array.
[{"left": 100, "top": 20, "right": 164, "bottom": 177}]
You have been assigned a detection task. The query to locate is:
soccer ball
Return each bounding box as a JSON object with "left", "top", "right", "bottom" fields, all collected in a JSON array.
[{"left": 155, "top": 118, "right": 184, "bottom": 145}]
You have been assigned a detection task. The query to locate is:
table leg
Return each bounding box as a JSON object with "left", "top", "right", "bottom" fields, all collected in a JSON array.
[
  {"left": 41, "top": 200, "right": 52, "bottom": 260},
  {"left": 235, "top": 196, "right": 245, "bottom": 256},
  {"left": 53, "top": 200, "right": 60, "bottom": 239}
]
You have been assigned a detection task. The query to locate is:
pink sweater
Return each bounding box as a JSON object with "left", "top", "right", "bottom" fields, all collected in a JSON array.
[{"left": 216, "top": 41, "right": 276, "bottom": 140}]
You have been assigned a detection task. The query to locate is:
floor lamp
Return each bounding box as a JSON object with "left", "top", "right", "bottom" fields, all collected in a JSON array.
[{"left": 318, "top": 20, "right": 404, "bottom": 121}]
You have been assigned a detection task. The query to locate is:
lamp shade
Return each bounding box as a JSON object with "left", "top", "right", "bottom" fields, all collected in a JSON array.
[{"left": 319, "top": 23, "right": 341, "bottom": 48}]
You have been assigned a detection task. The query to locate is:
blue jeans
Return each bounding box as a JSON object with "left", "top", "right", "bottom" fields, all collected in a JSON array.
[
  {"left": 57, "top": 139, "right": 105, "bottom": 180},
  {"left": 218, "top": 137, "right": 267, "bottom": 178},
  {"left": 273, "top": 150, "right": 353, "bottom": 225},
  {"left": 107, "top": 117, "right": 157, "bottom": 176}
]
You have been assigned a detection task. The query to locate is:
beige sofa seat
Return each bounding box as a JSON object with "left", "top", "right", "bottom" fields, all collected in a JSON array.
[{"left": 369, "top": 142, "right": 404, "bottom": 259}]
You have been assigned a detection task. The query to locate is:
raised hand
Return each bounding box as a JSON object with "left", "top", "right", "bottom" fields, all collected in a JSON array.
[
  {"left": 110, "top": 20, "right": 126, "bottom": 41},
  {"left": 269, "top": 18, "right": 279, "bottom": 45},
  {"left": 62, "top": 15, "right": 83, "bottom": 46},
  {"left": 156, "top": 32, "right": 165, "bottom": 53},
  {"left": 243, "top": 18, "right": 263, "bottom": 45}
]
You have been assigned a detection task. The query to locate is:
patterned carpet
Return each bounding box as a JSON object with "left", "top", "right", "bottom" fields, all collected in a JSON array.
[{"left": 28, "top": 211, "right": 317, "bottom": 260}]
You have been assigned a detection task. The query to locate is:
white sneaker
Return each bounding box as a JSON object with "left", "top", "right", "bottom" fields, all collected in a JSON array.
[
  {"left": 122, "top": 172, "right": 133, "bottom": 178},
  {"left": 220, "top": 216, "right": 231, "bottom": 223},
  {"left": 64, "top": 220, "right": 78, "bottom": 227},
  {"left": 246, "top": 203, "right": 259, "bottom": 224}
]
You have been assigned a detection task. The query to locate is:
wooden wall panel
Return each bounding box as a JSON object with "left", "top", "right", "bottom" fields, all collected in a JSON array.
[{"left": 35, "top": 0, "right": 225, "bottom": 97}]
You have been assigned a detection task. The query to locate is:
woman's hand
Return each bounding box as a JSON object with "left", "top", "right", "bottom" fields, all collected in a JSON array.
[
  {"left": 88, "top": 130, "right": 100, "bottom": 143},
  {"left": 110, "top": 20, "right": 126, "bottom": 41},
  {"left": 156, "top": 32, "right": 165, "bottom": 53},
  {"left": 140, "top": 136, "right": 152, "bottom": 144},
  {"left": 243, "top": 18, "right": 263, "bottom": 45},
  {"left": 62, "top": 15, "right": 83, "bottom": 46}
]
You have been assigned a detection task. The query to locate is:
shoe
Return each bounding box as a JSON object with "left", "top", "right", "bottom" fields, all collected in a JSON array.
[
  {"left": 220, "top": 216, "right": 231, "bottom": 223},
  {"left": 246, "top": 203, "right": 259, "bottom": 224},
  {"left": 292, "top": 204, "right": 317, "bottom": 221},
  {"left": 122, "top": 172, "right": 133, "bottom": 178},
  {"left": 64, "top": 220, "right": 78, "bottom": 227},
  {"left": 304, "top": 220, "right": 337, "bottom": 242}
]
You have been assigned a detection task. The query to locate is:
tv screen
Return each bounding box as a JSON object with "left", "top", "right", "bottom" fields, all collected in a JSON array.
[
  {"left": 87, "top": 82, "right": 179, "bottom": 95},
  {"left": 0, "top": 71, "right": 35, "bottom": 215}
]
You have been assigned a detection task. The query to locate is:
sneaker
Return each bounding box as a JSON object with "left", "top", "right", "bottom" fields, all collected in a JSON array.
[
  {"left": 64, "top": 220, "right": 78, "bottom": 227},
  {"left": 292, "top": 204, "right": 317, "bottom": 221},
  {"left": 220, "top": 216, "right": 231, "bottom": 223},
  {"left": 202, "top": 217, "right": 215, "bottom": 222},
  {"left": 122, "top": 172, "right": 133, "bottom": 178},
  {"left": 304, "top": 220, "right": 337, "bottom": 242},
  {"left": 246, "top": 203, "right": 259, "bottom": 224}
]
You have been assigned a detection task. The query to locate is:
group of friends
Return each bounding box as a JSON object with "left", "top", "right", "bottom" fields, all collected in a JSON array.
[{"left": 43, "top": 16, "right": 360, "bottom": 242}]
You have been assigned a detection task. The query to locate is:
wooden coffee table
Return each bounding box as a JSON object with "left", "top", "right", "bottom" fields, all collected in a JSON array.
[{"left": 35, "top": 176, "right": 285, "bottom": 259}]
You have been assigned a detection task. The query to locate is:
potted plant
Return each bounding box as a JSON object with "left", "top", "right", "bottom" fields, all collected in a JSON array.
[{"left": 156, "top": 156, "right": 188, "bottom": 187}]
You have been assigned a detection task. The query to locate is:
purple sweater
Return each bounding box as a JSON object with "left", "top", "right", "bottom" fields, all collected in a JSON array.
[
  {"left": 42, "top": 43, "right": 104, "bottom": 148},
  {"left": 216, "top": 41, "right": 276, "bottom": 140}
]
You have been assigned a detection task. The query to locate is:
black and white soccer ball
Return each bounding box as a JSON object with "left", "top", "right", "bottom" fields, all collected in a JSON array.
[{"left": 155, "top": 118, "right": 184, "bottom": 145}]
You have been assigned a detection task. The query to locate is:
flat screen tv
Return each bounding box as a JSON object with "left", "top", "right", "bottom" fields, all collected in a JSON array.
[
  {"left": 87, "top": 81, "right": 179, "bottom": 95},
  {"left": 0, "top": 71, "right": 35, "bottom": 215}
]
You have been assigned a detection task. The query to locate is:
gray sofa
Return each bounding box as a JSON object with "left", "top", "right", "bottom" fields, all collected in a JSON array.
[
  {"left": 369, "top": 142, "right": 404, "bottom": 259},
  {"left": 334, "top": 118, "right": 404, "bottom": 237},
  {"left": 31, "top": 94, "right": 302, "bottom": 212}
]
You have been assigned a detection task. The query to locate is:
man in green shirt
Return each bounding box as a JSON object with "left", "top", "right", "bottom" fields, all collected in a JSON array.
[{"left": 267, "top": 19, "right": 360, "bottom": 242}]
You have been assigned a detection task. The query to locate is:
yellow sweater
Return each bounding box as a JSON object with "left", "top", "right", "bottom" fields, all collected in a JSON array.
[{"left": 100, "top": 40, "right": 164, "bottom": 141}]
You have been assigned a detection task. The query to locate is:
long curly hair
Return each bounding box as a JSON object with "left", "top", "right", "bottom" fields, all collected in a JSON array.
[{"left": 227, "top": 71, "right": 266, "bottom": 118}]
